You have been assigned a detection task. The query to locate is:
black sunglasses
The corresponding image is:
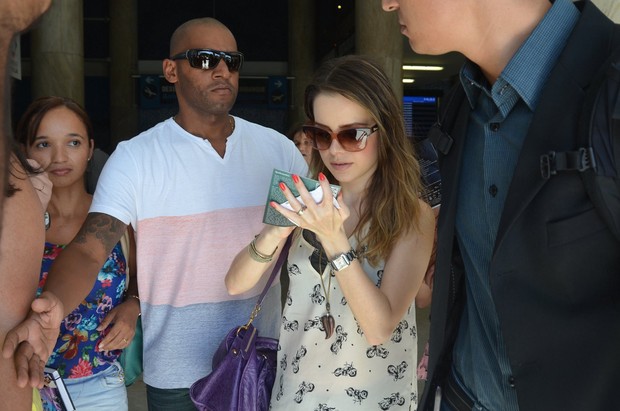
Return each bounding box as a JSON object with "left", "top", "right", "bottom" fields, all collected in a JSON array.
[
  {"left": 170, "top": 49, "right": 244, "bottom": 72},
  {"left": 302, "top": 124, "right": 379, "bottom": 152}
]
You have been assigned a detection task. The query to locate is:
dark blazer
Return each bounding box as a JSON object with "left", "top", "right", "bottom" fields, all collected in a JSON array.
[{"left": 421, "top": 2, "right": 620, "bottom": 411}]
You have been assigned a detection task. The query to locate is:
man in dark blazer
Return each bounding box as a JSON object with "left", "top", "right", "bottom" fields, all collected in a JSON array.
[{"left": 382, "top": 0, "right": 620, "bottom": 410}]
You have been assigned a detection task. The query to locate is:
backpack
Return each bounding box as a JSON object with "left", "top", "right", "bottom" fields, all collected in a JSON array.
[
  {"left": 574, "top": 54, "right": 620, "bottom": 240},
  {"left": 428, "top": 42, "right": 620, "bottom": 241}
]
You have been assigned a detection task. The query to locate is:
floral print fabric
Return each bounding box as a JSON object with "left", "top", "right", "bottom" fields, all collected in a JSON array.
[{"left": 37, "top": 242, "right": 127, "bottom": 379}]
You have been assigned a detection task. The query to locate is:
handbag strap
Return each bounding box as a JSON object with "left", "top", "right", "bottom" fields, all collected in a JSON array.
[{"left": 244, "top": 235, "right": 292, "bottom": 327}]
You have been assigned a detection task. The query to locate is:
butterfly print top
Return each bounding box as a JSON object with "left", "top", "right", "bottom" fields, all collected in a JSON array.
[{"left": 270, "top": 230, "right": 418, "bottom": 410}]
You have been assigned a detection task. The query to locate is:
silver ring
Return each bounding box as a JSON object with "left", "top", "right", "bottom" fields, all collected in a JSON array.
[{"left": 296, "top": 206, "right": 307, "bottom": 216}]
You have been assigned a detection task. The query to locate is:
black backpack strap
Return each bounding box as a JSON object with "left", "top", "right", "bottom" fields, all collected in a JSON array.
[
  {"left": 587, "top": 57, "right": 620, "bottom": 177},
  {"left": 539, "top": 147, "right": 596, "bottom": 179},
  {"left": 584, "top": 56, "right": 620, "bottom": 239},
  {"left": 541, "top": 23, "right": 620, "bottom": 240},
  {"left": 613, "top": 62, "right": 620, "bottom": 121},
  {"left": 539, "top": 33, "right": 620, "bottom": 180},
  {"left": 428, "top": 83, "right": 466, "bottom": 155}
]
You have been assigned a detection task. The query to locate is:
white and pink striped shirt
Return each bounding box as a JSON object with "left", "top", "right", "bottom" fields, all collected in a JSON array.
[{"left": 91, "top": 117, "right": 307, "bottom": 388}]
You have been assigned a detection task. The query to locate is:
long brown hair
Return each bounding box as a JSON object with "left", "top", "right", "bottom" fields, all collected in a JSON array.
[{"left": 304, "top": 55, "right": 424, "bottom": 265}]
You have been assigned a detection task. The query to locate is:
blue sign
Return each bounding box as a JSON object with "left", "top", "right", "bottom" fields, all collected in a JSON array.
[
  {"left": 139, "top": 76, "right": 177, "bottom": 108},
  {"left": 267, "top": 76, "right": 287, "bottom": 109}
]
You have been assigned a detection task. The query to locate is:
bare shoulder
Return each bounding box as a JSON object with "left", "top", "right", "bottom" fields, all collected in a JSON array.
[
  {"left": 416, "top": 198, "right": 436, "bottom": 235},
  {"left": 388, "top": 200, "right": 435, "bottom": 258}
]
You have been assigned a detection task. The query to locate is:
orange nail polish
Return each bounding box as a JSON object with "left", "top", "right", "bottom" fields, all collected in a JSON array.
[
  {"left": 279, "top": 182, "right": 286, "bottom": 191},
  {"left": 319, "top": 173, "right": 326, "bottom": 181},
  {"left": 292, "top": 174, "right": 300, "bottom": 183}
]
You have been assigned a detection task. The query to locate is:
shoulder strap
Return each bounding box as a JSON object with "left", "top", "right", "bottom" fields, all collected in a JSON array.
[
  {"left": 540, "top": 28, "right": 620, "bottom": 179},
  {"left": 244, "top": 235, "right": 292, "bottom": 328},
  {"left": 427, "top": 83, "right": 466, "bottom": 155},
  {"left": 581, "top": 48, "right": 620, "bottom": 239},
  {"left": 587, "top": 55, "right": 620, "bottom": 177},
  {"left": 256, "top": 235, "right": 291, "bottom": 306},
  {"left": 539, "top": 23, "right": 620, "bottom": 240}
]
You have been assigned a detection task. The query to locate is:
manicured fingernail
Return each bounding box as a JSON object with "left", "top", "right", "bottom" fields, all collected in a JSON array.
[
  {"left": 279, "top": 182, "right": 286, "bottom": 191},
  {"left": 292, "top": 174, "right": 300, "bottom": 183},
  {"left": 319, "top": 173, "right": 326, "bottom": 181},
  {"left": 270, "top": 201, "right": 278, "bottom": 208}
]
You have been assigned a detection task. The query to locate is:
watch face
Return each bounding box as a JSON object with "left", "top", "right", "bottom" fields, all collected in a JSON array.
[
  {"left": 330, "top": 249, "right": 357, "bottom": 271},
  {"left": 331, "top": 255, "right": 349, "bottom": 271}
]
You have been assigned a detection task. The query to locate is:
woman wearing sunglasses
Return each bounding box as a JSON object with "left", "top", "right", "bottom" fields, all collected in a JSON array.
[{"left": 226, "top": 55, "right": 435, "bottom": 410}]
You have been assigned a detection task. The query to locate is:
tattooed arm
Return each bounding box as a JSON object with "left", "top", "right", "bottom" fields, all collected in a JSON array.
[
  {"left": 45, "top": 212, "right": 128, "bottom": 317},
  {"left": 2, "top": 212, "right": 126, "bottom": 387}
]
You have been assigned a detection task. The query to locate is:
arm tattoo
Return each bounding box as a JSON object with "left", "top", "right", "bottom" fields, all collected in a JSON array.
[{"left": 73, "top": 212, "right": 127, "bottom": 253}]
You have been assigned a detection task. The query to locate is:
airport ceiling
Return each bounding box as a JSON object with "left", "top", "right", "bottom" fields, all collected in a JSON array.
[{"left": 63, "top": 1, "right": 466, "bottom": 91}]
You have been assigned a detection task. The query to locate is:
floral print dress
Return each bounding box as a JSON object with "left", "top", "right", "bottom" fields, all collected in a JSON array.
[
  {"left": 270, "top": 230, "right": 418, "bottom": 411},
  {"left": 37, "top": 242, "right": 127, "bottom": 379}
]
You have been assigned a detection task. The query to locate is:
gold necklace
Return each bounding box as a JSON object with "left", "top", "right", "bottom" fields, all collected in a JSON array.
[
  {"left": 173, "top": 115, "right": 234, "bottom": 137},
  {"left": 228, "top": 115, "right": 235, "bottom": 134},
  {"left": 318, "top": 252, "right": 335, "bottom": 339}
]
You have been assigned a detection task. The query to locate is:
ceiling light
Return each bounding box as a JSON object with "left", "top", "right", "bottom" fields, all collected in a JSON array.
[
  {"left": 402, "top": 65, "right": 444, "bottom": 71},
  {"left": 402, "top": 78, "right": 415, "bottom": 84}
]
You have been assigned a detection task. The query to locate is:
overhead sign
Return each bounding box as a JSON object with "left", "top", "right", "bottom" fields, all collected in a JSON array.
[
  {"left": 267, "top": 76, "right": 287, "bottom": 109},
  {"left": 139, "top": 75, "right": 177, "bottom": 108}
]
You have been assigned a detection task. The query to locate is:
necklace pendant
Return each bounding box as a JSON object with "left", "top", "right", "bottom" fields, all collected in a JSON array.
[{"left": 321, "top": 314, "right": 335, "bottom": 339}]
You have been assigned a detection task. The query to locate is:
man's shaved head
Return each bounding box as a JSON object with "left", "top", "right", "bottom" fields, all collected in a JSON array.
[{"left": 169, "top": 17, "right": 235, "bottom": 55}]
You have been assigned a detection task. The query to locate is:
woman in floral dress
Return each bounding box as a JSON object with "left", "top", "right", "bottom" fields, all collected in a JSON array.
[{"left": 17, "top": 96, "right": 140, "bottom": 411}]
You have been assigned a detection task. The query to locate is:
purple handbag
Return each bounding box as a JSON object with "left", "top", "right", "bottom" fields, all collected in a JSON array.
[{"left": 190, "top": 238, "right": 290, "bottom": 411}]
